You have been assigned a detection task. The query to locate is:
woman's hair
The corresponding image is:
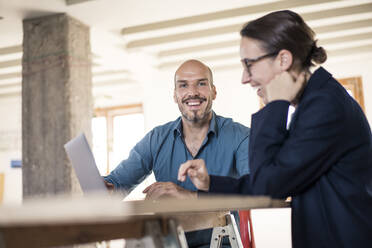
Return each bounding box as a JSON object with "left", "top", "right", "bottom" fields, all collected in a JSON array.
[{"left": 240, "top": 10, "right": 327, "bottom": 69}]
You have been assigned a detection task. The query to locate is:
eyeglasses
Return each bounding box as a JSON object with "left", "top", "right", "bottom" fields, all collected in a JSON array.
[{"left": 241, "top": 52, "right": 278, "bottom": 76}]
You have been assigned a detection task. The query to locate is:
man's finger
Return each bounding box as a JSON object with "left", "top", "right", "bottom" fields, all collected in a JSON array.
[
  {"left": 103, "top": 181, "right": 115, "bottom": 190},
  {"left": 145, "top": 184, "right": 169, "bottom": 200},
  {"left": 143, "top": 182, "right": 163, "bottom": 194},
  {"left": 143, "top": 184, "right": 153, "bottom": 193},
  {"left": 188, "top": 168, "right": 197, "bottom": 178},
  {"left": 178, "top": 161, "right": 193, "bottom": 181},
  {"left": 144, "top": 185, "right": 157, "bottom": 198}
]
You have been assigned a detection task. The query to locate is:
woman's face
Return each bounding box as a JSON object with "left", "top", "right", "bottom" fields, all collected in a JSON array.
[{"left": 240, "top": 37, "right": 282, "bottom": 104}]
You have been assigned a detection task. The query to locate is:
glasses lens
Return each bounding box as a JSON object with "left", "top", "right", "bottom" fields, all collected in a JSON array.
[
  {"left": 241, "top": 52, "right": 277, "bottom": 75},
  {"left": 241, "top": 59, "right": 251, "bottom": 75}
]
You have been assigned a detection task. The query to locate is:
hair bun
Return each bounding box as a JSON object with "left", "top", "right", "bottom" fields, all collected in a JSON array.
[{"left": 311, "top": 45, "right": 327, "bottom": 64}]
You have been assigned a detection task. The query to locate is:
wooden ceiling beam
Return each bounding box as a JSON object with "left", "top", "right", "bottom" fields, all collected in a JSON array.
[
  {"left": 158, "top": 43, "right": 372, "bottom": 69},
  {"left": 126, "top": 3, "right": 372, "bottom": 49},
  {"left": 0, "top": 46, "right": 22, "bottom": 56},
  {"left": 121, "top": 0, "right": 338, "bottom": 35}
]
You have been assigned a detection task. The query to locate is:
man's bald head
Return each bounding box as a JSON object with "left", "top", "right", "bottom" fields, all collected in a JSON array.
[{"left": 174, "top": 60, "right": 214, "bottom": 87}]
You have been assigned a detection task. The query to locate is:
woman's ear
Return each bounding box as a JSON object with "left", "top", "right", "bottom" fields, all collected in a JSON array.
[{"left": 277, "top": 49, "right": 293, "bottom": 71}]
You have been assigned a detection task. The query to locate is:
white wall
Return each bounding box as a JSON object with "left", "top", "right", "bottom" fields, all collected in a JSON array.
[
  {"left": 141, "top": 69, "right": 180, "bottom": 131},
  {"left": 324, "top": 54, "right": 372, "bottom": 122},
  {"left": 213, "top": 67, "right": 259, "bottom": 126},
  {"left": 0, "top": 96, "right": 22, "bottom": 205}
]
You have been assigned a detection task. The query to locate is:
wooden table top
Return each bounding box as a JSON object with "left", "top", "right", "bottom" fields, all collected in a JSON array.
[{"left": 0, "top": 193, "right": 289, "bottom": 248}]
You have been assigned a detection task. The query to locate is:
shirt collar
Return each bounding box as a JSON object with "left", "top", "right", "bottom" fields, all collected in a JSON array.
[
  {"left": 173, "top": 111, "right": 218, "bottom": 138},
  {"left": 209, "top": 111, "right": 218, "bottom": 136}
]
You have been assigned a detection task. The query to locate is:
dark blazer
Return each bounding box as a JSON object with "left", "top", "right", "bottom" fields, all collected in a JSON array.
[{"left": 209, "top": 67, "right": 372, "bottom": 248}]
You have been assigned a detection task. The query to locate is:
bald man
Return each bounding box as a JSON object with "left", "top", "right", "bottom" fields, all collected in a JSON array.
[{"left": 104, "top": 60, "right": 250, "bottom": 247}]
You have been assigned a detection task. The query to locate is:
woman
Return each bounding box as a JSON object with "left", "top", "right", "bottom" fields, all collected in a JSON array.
[{"left": 178, "top": 10, "right": 372, "bottom": 248}]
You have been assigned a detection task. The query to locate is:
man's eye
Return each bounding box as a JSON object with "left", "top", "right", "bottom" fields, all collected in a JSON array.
[
  {"left": 179, "top": 84, "right": 187, "bottom": 88},
  {"left": 199, "top": 82, "right": 207, "bottom": 86}
]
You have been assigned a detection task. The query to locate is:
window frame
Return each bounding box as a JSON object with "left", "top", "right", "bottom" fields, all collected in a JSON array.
[
  {"left": 94, "top": 104, "right": 143, "bottom": 175},
  {"left": 338, "top": 76, "right": 365, "bottom": 112}
]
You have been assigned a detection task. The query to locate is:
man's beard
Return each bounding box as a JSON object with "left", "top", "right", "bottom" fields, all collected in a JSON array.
[
  {"left": 182, "top": 108, "right": 211, "bottom": 123},
  {"left": 178, "top": 96, "right": 212, "bottom": 123}
]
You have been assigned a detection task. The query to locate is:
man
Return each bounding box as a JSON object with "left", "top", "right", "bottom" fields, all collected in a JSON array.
[{"left": 104, "top": 59, "right": 250, "bottom": 247}]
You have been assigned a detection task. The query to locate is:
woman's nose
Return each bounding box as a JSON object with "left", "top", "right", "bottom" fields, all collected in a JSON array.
[{"left": 241, "top": 69, "right": 251, "bottom": 84}]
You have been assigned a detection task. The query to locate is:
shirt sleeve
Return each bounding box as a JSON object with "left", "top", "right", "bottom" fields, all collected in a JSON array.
[
  {"left": 104, "top": 130, "right": 154, "bottom": 192},
  {"left": 235, "top": 134, "right": 250, "bottom": 175},
  {"left": 209, "top": 94, "right": 345, "bottom": 199}
]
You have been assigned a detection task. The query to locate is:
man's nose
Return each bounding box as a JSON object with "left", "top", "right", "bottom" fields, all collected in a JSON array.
[{"left": 188, "top": 84, "right": 199, "bottom": 95}]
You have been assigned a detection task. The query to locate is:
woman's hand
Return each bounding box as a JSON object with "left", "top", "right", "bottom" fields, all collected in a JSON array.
[{"left": 265, "top": 71, "right": 308, "bottom": 104}]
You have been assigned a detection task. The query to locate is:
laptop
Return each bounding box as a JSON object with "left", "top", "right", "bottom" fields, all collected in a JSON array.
[{"left": 64, "top": 133, "right": 108, "bottom": 195}]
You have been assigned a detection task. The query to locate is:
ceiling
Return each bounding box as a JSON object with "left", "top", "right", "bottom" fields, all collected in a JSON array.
[{"left": 1, "top": 0, "right": 372, "bottom": 105}]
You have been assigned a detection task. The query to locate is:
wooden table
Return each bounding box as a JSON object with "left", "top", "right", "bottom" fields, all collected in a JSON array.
[{"left": 0, "top": 193, "right": 288, "bottom": 248}]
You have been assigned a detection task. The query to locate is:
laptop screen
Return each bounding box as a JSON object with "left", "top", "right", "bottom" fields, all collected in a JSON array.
[{"left": 64, "top": 133, "right": 108, "bottom": 194}]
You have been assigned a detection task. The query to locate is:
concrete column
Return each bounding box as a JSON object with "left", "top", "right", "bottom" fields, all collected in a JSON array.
[{"left": 22, "top": 14, "right": 92, "bottom": 198}]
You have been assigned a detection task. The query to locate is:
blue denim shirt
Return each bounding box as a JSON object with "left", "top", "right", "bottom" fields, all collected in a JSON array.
[{"left": 104, "top": 112, "right": 250, "bottom": 192}]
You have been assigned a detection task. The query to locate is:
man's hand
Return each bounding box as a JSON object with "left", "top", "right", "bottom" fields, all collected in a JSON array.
[
  {"left": 143, "top": 182, "right": 197, "bottom": 200},
  {"left": 103, "top": 180, "right": 114, "bottom": 191},
  {"left": 178, "top": 159, "right": 210, "bottom": 191},
  {"left": 265, "top": 71, "right": 307, "bottom": 104}
]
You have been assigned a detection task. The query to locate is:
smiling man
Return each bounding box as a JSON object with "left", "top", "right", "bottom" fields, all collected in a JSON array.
[
  {"left": 104, "top": 59, "right": 250, "bottom": 247},
  {"left": 173, "top": 61, "right": 215, "bottom": 124}
]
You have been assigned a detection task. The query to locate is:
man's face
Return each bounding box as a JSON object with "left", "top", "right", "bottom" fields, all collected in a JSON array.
[{"left": 174, "top": 62, "right": 216, "bottom": 123}]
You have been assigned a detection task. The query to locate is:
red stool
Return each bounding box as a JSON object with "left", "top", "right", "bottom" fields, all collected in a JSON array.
[{"left": 239, "top": 210, "right": 256, "bottom": 248}]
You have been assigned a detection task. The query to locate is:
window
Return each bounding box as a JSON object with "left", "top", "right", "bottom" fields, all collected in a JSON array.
[
  {"left": 112, "top": 113, "right": 145, "bottom": 171},
  {"left": 338, "top": 77, "right": 365, "bottom": 112},
  {"left": 92, "top": 117, "right": 107, "bottom": 175},
  {"left": 92, "top": 104, "right": 144, "bottom": 175}
]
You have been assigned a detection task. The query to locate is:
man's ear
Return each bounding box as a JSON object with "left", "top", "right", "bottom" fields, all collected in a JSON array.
[
  {"left": 212, "top": 85, "right": 217, "bottom": 100},
  {"left": 277, "top": 49, "right": 293, "bottom": 71},
  {"left": 173, "top": 90, "right": 177, "bottom": 103}
]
